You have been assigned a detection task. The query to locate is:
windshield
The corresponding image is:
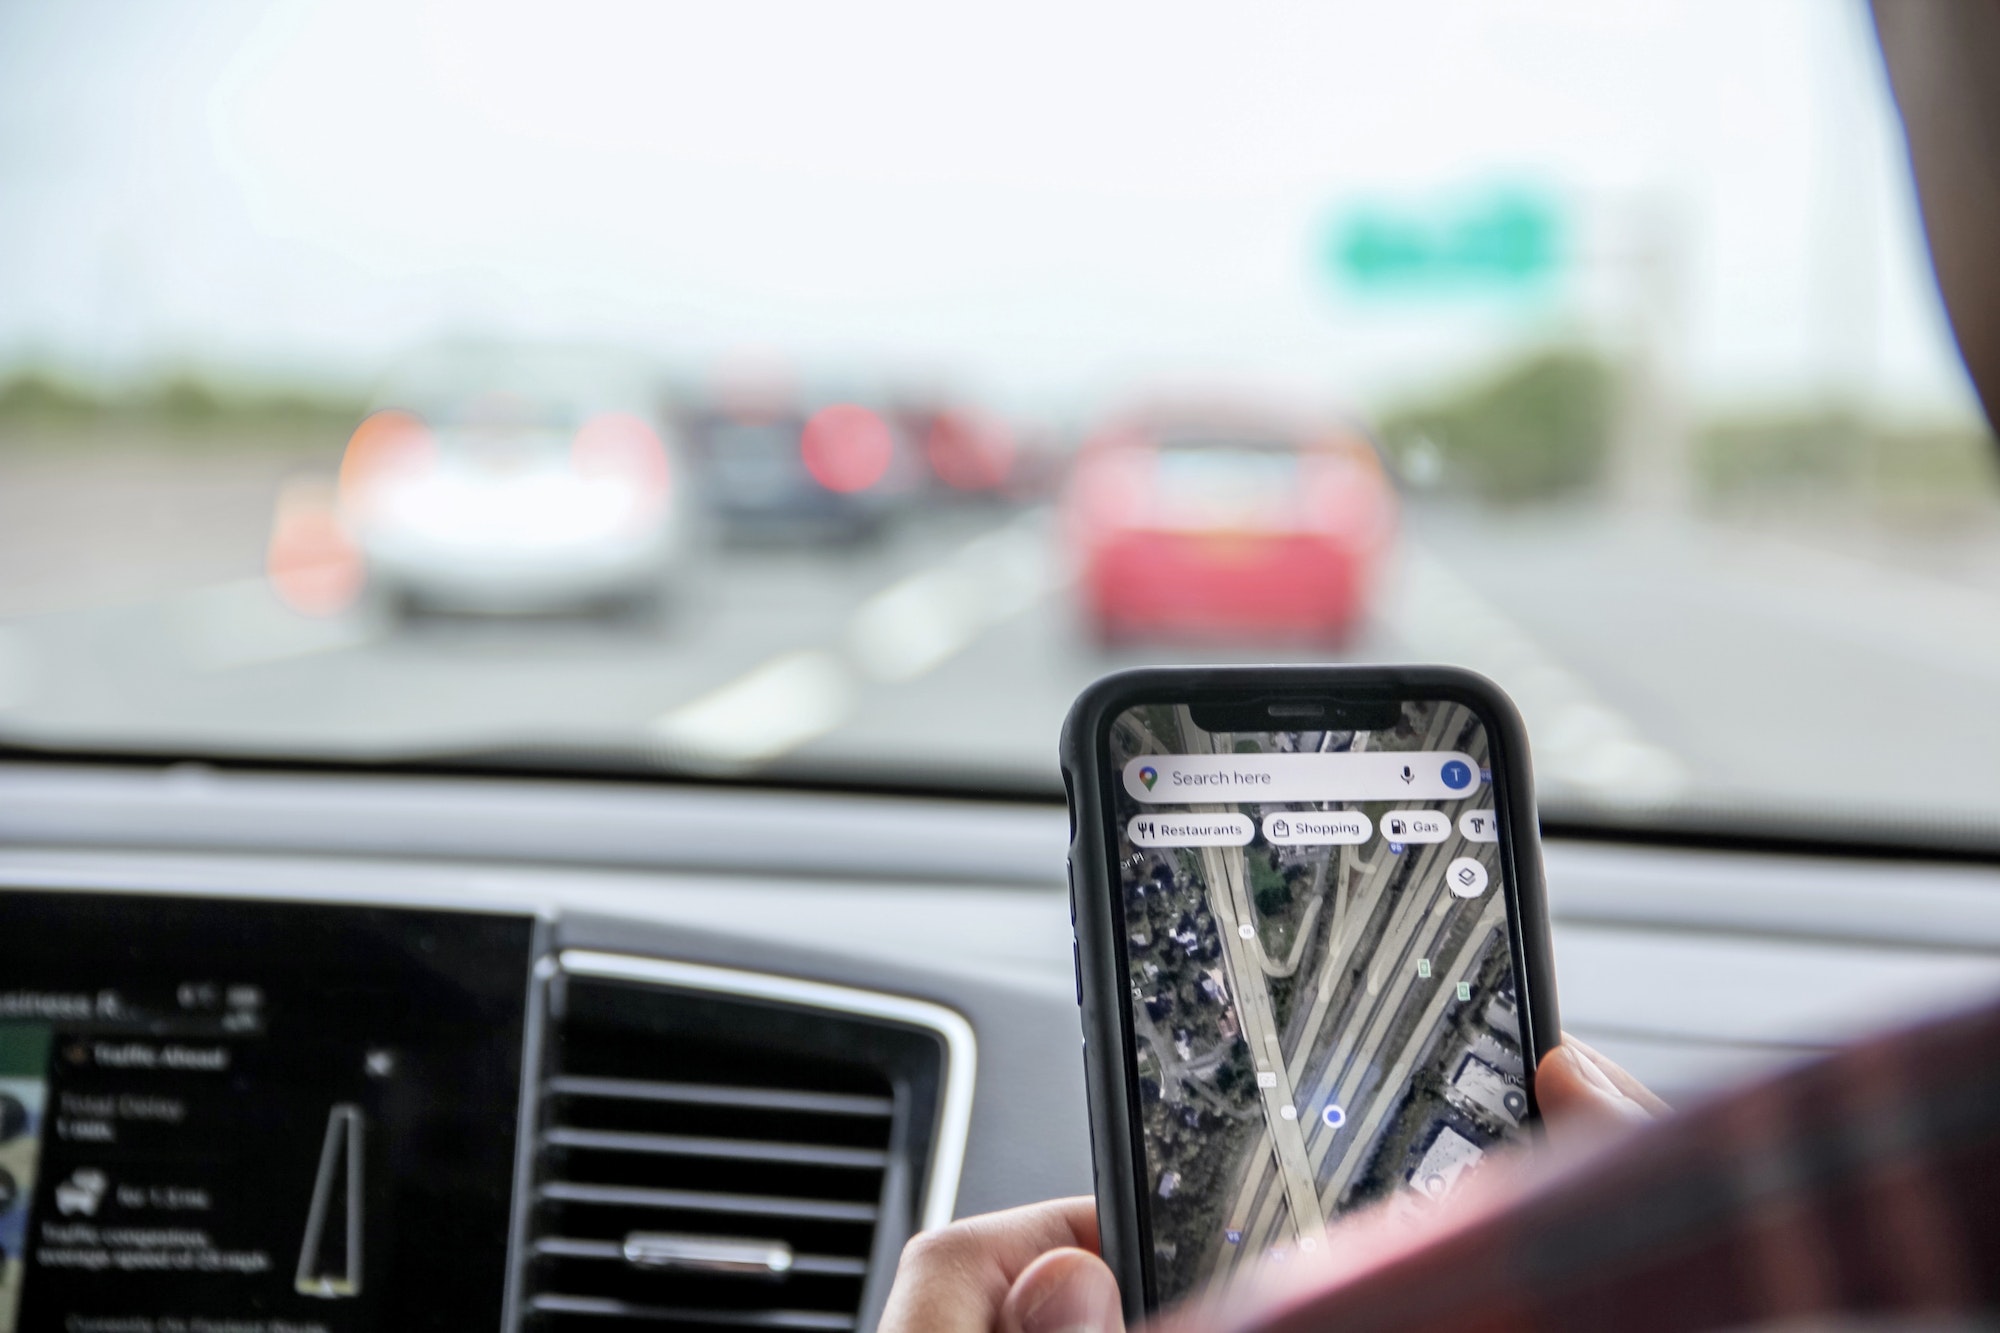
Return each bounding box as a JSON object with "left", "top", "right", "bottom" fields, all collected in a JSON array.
[{"left": 2, "top": 2, "right": 1993, "bottom": 838}]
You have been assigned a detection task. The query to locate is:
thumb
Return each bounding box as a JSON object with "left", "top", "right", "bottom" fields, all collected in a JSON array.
[
  {"left": 1536, "top": 1037, "right": 1657, "bottom": 1148},
  {"left": 999, "top": 1246, "right": 1127, "bottom": 1333}
]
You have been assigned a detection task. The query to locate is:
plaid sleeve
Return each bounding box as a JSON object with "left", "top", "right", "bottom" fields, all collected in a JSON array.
[{"left": 1194, "top": 996, "right": 2000, "bottom": 1333}]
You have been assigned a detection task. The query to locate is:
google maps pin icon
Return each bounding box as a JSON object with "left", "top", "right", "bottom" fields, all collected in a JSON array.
[{"left": 1139, "top": 765, "right": 1158, "bottom": 791}]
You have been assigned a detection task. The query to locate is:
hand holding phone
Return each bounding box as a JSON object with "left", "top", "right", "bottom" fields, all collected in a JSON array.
[{"left": 1060, "top": 666, "right": 1559, "bottom": 1321}]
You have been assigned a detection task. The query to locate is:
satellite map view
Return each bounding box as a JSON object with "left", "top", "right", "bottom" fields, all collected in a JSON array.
[{"left": 1110, "top": 700, "right": 1528, "bottom": 1304}]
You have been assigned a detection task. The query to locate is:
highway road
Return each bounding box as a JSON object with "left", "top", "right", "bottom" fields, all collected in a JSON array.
[
  {"left": 1177, "top": 706, "right": 1327, "bottom": 1250},
  {"left": 1198, "top": 702, "right": 1511, "bottom": 1281},
  {"left": 4, "top": 482, "right": 2000, "bottom": 830}
]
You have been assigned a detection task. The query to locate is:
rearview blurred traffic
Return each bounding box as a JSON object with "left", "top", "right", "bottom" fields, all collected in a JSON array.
[
  {"left": 336, "top": 347, "right": 693, "bottom": 618},
  {"left": 289, "top": 350, "right": 1404, "bottom": 651},
  {"left": 1060, "top": 404, "right": 1397, "bottom": 647}
]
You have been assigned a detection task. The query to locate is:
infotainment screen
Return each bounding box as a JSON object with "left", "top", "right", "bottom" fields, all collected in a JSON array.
[{"left": 0, "top": 891, "right": 539, "bottom": 1333}]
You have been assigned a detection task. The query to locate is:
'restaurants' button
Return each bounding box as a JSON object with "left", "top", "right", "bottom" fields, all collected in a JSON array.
[{"left": 1125, "top": 813, "right": 1253, "bottom": 847}]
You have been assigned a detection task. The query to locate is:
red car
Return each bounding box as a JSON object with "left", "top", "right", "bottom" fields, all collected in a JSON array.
[{"left": 1062, "top": 407, "right": 1397, "bottom": 645}]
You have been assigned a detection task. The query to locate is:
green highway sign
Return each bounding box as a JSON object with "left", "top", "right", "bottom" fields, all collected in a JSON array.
[{"left": 1326, "top": 187, "right": 1565, "bottom": 295}]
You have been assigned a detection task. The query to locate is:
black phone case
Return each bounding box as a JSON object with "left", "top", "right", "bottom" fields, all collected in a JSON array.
[{"left": 1058, "top": 664, "right": 1561, "bottom": 1323}]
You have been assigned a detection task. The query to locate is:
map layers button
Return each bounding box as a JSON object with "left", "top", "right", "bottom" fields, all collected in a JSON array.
[{"left": 1445, "top": 856, "right": 1490, "bottom": 898}]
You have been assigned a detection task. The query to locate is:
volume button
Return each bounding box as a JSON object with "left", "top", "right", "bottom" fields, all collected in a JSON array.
[
  {"left": 1066, "top": 858, "right": 1076, "bottom": 925},
  {"left": 1072, "top": 938, "right": 1083, "bottom": 1006}
]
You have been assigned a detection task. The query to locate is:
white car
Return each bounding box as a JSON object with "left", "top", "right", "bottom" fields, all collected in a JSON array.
[{"left": 338, "top": 348, "right": 697, "bottom": 616}]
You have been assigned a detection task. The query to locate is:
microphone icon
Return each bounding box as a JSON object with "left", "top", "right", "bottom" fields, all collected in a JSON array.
[{"left": 1400, "top": 765, "right": 1414, "bottom": 784}]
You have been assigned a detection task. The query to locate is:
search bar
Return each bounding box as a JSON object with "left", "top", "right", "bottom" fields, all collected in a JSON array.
[{"left": 1124, "top": 751, "right": 1480, "bottom": 803}]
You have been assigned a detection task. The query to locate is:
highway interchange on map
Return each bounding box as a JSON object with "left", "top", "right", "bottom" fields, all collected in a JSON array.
[{"left": 1111, "top": 701, "right": 1530, "bottom": 1302}]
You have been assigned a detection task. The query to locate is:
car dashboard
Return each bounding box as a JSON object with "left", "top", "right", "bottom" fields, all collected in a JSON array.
[{"left": 3, "top": 759, "right": 2000, "bottom": 1332}]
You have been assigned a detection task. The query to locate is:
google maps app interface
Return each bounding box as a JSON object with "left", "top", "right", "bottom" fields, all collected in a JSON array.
[{"left": 1110, "top": 699, "right": 1527, "bottom": 1304}]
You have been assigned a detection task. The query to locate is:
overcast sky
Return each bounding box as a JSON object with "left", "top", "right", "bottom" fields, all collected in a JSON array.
[{"left": 0, "top": 0, "right": 1978, "bottom": 418}]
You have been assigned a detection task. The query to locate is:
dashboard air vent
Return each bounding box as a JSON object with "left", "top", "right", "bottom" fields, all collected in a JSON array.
[{"left": 521, "top": 953, "right": 969, "bottom": 1333}]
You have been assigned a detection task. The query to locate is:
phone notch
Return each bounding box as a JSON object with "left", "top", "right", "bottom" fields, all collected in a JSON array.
[{"left": 1188, "top": 695, "right": 1403, "bottom": 731}]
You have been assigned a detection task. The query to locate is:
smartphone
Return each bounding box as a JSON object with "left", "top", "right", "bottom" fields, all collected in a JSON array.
[{"left": 1060, "top": 665, "right": 1559, "bottom": 1320}]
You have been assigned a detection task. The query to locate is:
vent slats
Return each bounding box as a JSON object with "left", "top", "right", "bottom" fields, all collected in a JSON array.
[
  {"left": 544, "top": 1127, "right": 890, "bottom": 1171},
  {"left": 539, "top": 1182, "right": 881, "bottom": 1224},
  {"left": 529, "top": 1293, "right": 856, "bottom": 1330},
  {"left": 547, "top": 1076, "right": 893, "bottom": 1119},
  {"left": 526, "top": 974, "right": 934, "bottom": 1333}
]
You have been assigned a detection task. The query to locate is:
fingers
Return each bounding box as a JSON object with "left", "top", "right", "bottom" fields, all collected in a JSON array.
[
  {"left": 1000, "top": 1247, "right": 1127, "bottom": 1333},
  {"left": 921, "top": 1195, "right": 1097, "bottom": 1269},
  {"left": 1536, "top": 1036, "right": 1665, "bottom": 1145},
  {"left": 877, "top": 1197, "right": 1102, "bottom": 1333},
  {"left": 1563, "top": 1035, "right": 1671, "bottom": 1115}
]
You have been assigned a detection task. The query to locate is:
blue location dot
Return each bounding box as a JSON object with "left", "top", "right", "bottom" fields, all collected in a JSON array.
[
  {"left": 1322, "top": 1104, "right": 1346, "bottom": 1129},
  {"left": 1440, "top": 760, "right": 1473, "bottom": 791}
]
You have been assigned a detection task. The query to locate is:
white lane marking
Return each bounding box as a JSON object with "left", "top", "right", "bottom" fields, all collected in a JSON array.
[
  {"left": 651, "top": 649, "right": 856, "bottom": 765},
  {"left": 167, "top": 579, "right": 386, "bottom": 673},
  {"left": 1384, "top": 543, "right": 1689, "bottom": 805},
  {"left": 846, "top": 511, "right": 1061, "bottom": 683},
  {"left": 847, "top": 568, "right": 986, "bottom": 683},
  {"left": 956, "top": 515, "right": 1069, "bottom": 619},
  {"left": 658, "top": 508, "right": 1067, "bottom": 762}
]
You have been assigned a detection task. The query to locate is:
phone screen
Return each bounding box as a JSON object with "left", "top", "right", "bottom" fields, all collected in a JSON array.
[{"left": 1106, "top": 697, "right": 1528, "bottom": 1305}]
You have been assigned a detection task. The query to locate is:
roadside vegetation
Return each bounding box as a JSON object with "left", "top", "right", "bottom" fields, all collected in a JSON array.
[
  {"left": 1376, "top": 345, "right": 2000, "bottom": 517},
  {"left": 1694, "top": 409, "right": 2000, "bottom": 517},
  {"left": 0, "top": 368, "right": 363, "bottom": 454},
  {"left": 1377, "top": 349, "right": 1617, "bottom": 503}
]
